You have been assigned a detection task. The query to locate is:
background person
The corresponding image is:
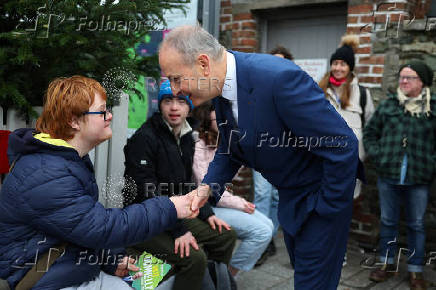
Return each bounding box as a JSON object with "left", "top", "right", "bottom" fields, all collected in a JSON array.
[
  {"left": 319, "top": 34, "right": 375, "bottom": 199},
  {"left": 363, "top": 62, "right": 435, "bottom": 290},
  {"left": 123, "top": 80, "right": 237, "bottom": 290}
]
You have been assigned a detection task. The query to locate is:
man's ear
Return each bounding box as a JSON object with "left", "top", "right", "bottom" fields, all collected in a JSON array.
[
  {"left": 197, "top": 54, "right": 211, "bottom": 76},
  {"left": 69, "top": 116, "right": 81, "bottom": 131}
]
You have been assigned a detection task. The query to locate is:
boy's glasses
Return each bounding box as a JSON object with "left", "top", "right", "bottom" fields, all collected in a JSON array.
[{"left": 83, "top": 108, "right": 112, "bottom": 121}]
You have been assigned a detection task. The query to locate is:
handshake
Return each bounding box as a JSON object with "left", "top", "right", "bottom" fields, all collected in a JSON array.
[{"left": 169, "top": 185, "right": 211, "bottom": 219}]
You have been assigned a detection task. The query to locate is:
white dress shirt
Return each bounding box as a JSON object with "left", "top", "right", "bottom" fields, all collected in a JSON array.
[{"left": 221, "top": 51, "right": 238, "bottom": 124}]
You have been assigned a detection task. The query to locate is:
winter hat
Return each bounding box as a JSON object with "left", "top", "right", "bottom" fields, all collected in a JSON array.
[
  {"left": 330, "top": 34, "right": 359, "bottom": 71},
  {"left": 158, "top": 80, "right": 194, "bottom": 110},
  {"left": 399, "top": 61, "right": 434, "bottom": 87}
]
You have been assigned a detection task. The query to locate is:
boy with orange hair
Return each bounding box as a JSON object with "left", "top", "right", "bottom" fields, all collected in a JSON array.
[{"left": 0, "top": 76, "right": 195, "bottom": 289}]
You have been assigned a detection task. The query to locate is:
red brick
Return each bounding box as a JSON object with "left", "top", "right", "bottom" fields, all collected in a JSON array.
[
  {"left": 233, "top": 13, "right": 254, "bottom": 21},
  {"left": 232, "top": 31, "right": 238, "bottom": 38},
  {"left": 347, "top": 25, "right": 371, "bottom": 34},
  {"left": 374, "top": 14, "right": 387, "bottom": 24},
  {"left": 375, "top": 2, "right": 406, "bottom": 12},
  {"left": 356, "top": 46, "right": 371, "bottom": 54},
  {"left": 376, "top": 55, "right": 385, "bottom": 64},
  {"left": 232, "top": 39, "right": 239, "bottom": 47},
  {"left": 348, "top": 4, "right": 373, "bottom": 14},
  {"left": 241, "top": 21, "right": 256, "bottom": 30},
  {"left": 232, "top": 22, "right": 240, "bottom": 30},
  {"left": 221, "top": 0, "right": 231, "bottom": 8},
  {"left": 359, "top": 76, "right": 383, "bottom": 83},
  {"left": 360, "top": 15, "right": 375, "bottom": 23},
  {"left": 240, "top": 38, "right": 257, "bottom": 47},
  {"left": 220, "top": 16, "right": 231, "bottom": 23},
  {"left": 389, "top": 13, "right": 402, "bottom": 22},
  {"left": 356, "top": 66, "right": 370, "bottom": 74},
  {"left": 372, "top": 66, "right": 384, "bottom": 74},
  {"left": 222, "top": 8, "right": 232, "bottom": 14},
  {"left": 348, "top": 16, "right": 358, "bottom": 24},
  {"left": 233, "top": 47, "right": 255, "bottom": 53},
  {"left": 359, "top": 36, "right": 371, "bottom": 44},
  {"left": 225, "top": 24, "right": 232, "bottom": 31},
  {"left": 238, "top": 30, "right": 256, "bottom": 37},
  {"left": 359, "top": 56, "right": 377, "bottom": 64}
]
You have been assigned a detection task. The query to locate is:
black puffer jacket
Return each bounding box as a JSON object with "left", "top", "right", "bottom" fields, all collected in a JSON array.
[{"left": 123, "top": 113, "right": 214, "bottom": 238}]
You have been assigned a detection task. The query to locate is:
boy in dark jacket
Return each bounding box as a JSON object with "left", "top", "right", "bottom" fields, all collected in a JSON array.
[
  {"left": 123, "top": 80, "right": 237, "bottom": 290},
  {"left": 0, "top": 76, "right": 195, "bottom": 290}
]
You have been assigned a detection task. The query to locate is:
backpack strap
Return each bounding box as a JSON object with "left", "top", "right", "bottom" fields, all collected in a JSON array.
[
  {"left": 359, "top": 85, "right": 367, "bottom": 126},
  {"left": 0, "top": 279, "right": 11, "bottom": 290},
  {"left": 15, "top": 243, "right": 67, "bottom": 290}
]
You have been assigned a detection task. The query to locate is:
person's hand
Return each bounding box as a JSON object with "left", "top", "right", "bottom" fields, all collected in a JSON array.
[
  {"left": 114, "top": 256, "right": 143, "bottom": 279},
  {"left": 189, "top": 185, "right": 210, "bottom": 214},
  {"left": 174, "top": 231, "right": 199, "bottom": 258},
  {"left": 207, "top": 215, "right": 231, "bottom": 233},
  {"left": 242, "top": 200, "right": 256, "bottom": 214},
  {"left": 169, "top": 195, "right": 198, "bottom": 219}
]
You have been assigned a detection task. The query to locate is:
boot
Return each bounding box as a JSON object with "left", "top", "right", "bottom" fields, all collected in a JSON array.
[
  {"left": 409, "top": 272, "right": 428, "bottom": 290},
  {"left": 369, "top": 264, "right": 397, "bottom": 282}
]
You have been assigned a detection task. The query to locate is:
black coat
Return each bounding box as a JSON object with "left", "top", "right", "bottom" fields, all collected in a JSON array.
[{"left": 123, "top": 113, "right": 214, "bottom": 238}]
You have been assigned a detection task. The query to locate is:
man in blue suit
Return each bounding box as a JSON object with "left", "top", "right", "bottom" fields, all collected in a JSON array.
[{"left": 159, "top": 25, "right": 360, "bottom": 289}]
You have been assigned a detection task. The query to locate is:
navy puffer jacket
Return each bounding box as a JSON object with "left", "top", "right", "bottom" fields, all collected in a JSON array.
[{"left": 0, "top": 128, "right": 177, "bottom": 289}]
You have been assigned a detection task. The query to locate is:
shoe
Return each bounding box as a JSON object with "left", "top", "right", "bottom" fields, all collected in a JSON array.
[
  {"left": 267, "top": 240, "right": 276, "bottom": 256},
  {"left": 254, "top": 249, "right": 269, "bottom": 268},
  {"left": 409, "top": 272, "right": 428, "bottom": 290},
  {"left": 369, "top": 264, "right": 397, "bottom": 282}
]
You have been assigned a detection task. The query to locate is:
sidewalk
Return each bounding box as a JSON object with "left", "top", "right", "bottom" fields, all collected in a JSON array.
[{"left": 236, "top": 230, "right": 436, "bottom": 289}]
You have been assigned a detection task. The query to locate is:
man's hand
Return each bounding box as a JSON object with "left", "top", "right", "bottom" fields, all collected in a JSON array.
[
  {"left": 174, "top": 231, "right": 199, "bottom": 258},
  {"left": 189, "top": 184, "right": 210, "bottom": 213},
  {"left": 169, "top": 195, "right": 198, "bottom": 219},
  {"left": 207, "top": 215, "right": 231, "bottom": 233},
  {"left": 114, "top": 256, "right": 143, "bottom": 280},
  {"left": 242, "top": 200, "right": 256, "bottom": 214}
]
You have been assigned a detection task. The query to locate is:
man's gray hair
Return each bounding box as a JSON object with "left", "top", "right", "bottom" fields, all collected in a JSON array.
[{"left": 160, "top": 25, "right": 225, "bottom": 65}]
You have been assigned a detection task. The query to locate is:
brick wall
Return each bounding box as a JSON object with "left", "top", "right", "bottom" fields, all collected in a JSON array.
[{"left": 219, "top": 0, "right": 258, "bottom": 52}]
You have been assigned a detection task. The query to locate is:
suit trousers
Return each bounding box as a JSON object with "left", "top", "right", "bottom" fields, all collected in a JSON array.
[{"left": 283, "top": 205, "right": 352, "bottom": 289}]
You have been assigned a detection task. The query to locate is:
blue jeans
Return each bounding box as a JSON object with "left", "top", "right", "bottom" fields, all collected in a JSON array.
[
  {"left": 252, "top": 170, "right": 280, "bottom": 236},
  {"left": 377, "top": 178, "right": 430, "bottom": 272},
  {"left": 213, "top": 207, "right": 273, "bottom": 271}
]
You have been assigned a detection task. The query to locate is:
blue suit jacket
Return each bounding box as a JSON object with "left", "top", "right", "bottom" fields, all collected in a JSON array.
[{"left": 203, "top": 51, "right": 360, "bottom": 236}]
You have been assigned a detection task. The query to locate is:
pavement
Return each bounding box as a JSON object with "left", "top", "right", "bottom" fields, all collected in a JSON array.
[{"left": 236, "top": 229, "right": 436, "bottom": 289}]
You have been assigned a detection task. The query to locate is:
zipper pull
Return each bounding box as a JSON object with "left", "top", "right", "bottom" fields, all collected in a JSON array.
[{"left": 402, "top": 137, "right": 408, "bottom": 148}]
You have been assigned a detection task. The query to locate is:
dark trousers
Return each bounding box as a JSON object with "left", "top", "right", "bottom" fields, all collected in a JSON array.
[
  {"left": 127, "top": 218, "right": 237, "bottom": 290},
  {"left": 283, "top": 206, "right": 352, "bottom": 290}
]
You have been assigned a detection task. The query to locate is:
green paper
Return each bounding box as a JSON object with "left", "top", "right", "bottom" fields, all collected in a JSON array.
[{"left": 130, "top": 251, "right": 172, "bottom": 290}]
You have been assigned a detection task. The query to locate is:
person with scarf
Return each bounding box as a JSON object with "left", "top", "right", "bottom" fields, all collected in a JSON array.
[
  {"left": 363, "top": 61, "right": 435, "bottom": 290},
  {"left": 319, "top": 34, "right": 375, "bottom": 200}
]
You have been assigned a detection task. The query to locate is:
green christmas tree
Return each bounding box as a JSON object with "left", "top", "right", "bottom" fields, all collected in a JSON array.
[{"left": 0, "top": 0, "right": 188, "bottom": 119}]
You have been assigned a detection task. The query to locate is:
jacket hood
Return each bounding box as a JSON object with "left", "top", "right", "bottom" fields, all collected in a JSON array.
[{"left": 7, "top": 128, "right": 79, "bottom": 165}]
